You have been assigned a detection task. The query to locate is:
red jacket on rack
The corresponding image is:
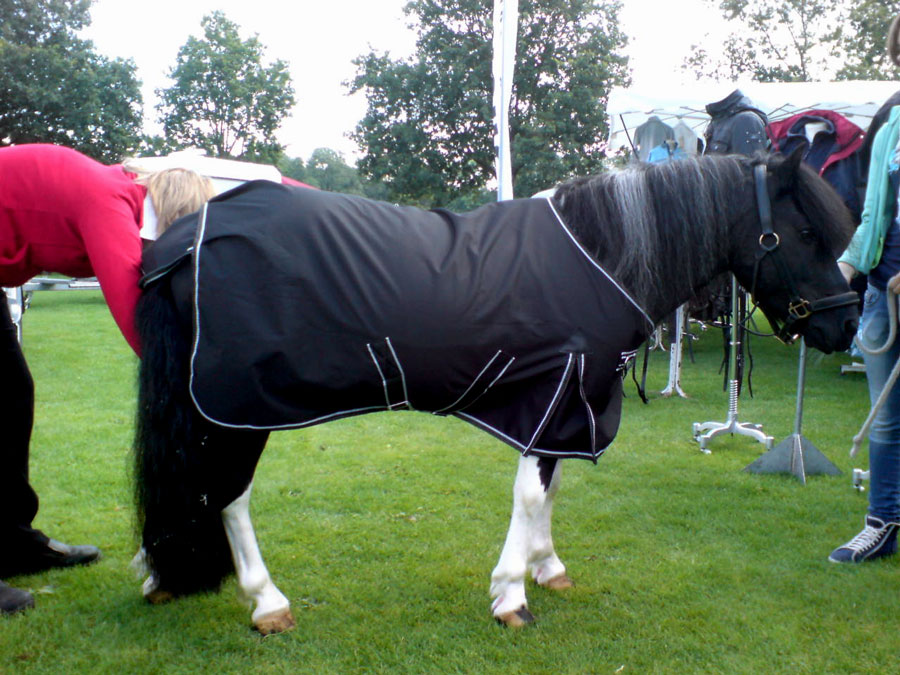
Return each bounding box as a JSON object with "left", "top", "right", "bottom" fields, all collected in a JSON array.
[{"left": 769, "top": 109, "right": 865, "bottom": 220}]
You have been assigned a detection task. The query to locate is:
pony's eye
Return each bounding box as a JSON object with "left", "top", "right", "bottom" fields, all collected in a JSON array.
[{"left": 800, "top": 228, "right": 817, "bottom": 243}]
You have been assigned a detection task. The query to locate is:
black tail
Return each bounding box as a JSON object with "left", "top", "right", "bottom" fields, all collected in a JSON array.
[{"left": 134, "top": 276, "right": 267, "bottom": 596}]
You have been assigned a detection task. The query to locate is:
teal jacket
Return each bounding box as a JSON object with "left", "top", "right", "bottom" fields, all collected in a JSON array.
[{"left": 840, "top": 105, "right": 900, "bottom": 274}]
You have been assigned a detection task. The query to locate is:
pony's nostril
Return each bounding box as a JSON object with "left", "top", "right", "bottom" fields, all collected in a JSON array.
[{"left": 845, "top": 318, "right": 859, "bottom": 336}]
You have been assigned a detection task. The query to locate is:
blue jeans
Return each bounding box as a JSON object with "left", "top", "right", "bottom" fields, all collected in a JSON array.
[{"left": 858, "top": 285, "right": 900, "bottom": 521}]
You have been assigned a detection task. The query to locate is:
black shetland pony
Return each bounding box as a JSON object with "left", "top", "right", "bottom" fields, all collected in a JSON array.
[{"left": 134, "top": 150, "right": 858, "bottom": 634}]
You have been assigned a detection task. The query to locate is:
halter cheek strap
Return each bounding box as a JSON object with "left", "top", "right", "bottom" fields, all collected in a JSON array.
[{"left": 749, "top": 163, "right": 858, "bottom": 343}]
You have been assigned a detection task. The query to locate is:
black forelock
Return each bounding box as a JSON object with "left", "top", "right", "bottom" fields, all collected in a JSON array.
[{"left": 792, "top": 160, "right": 855, "bottom": 256}]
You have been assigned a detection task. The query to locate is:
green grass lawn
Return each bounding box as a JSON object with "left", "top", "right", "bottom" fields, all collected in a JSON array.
[{"left": 1, "top": 290, "right": 896, "bottom": 674}]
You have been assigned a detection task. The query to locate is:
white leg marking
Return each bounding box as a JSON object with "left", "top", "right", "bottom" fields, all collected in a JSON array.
[
  {"left": 132, "top": 547, "right": 171, "bottom": 603},
  {"left": 222, "top": 482, "right": 293, "bottom": 631},
  {"left": 526, "top": 459, "right": 567, "bottom": 587},
  {"left": 490, "top": 456, "right": 567, "bottom": 621},
  {"left": 130, "top": 547, "right": 149, "bottom": 578},
  {"left": 141, "top": 573, "right": 160, "bottom": 597}
]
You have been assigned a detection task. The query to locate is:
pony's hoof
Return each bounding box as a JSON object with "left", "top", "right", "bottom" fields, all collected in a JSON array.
[
  {"left": 495, "top": 606, "right": 535, "bottom": 628},
  {"left": 254, "top": 608, "right": 296, "bottom": 635},
  {"left": 144, "top": 588, "right": 175, "bottom": 605},
  {"left": 541, "top": 574, "right": 574, "bottom": 591}
]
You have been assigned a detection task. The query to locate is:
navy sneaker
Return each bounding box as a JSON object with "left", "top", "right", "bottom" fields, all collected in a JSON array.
[{"left": 829, "top": 515, "right": 899, "bottom": 563}]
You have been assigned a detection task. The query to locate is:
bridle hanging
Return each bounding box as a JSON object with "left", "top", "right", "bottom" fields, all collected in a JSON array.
[{"left": 747, "top": 163, "right": 858, "bottom": 344}]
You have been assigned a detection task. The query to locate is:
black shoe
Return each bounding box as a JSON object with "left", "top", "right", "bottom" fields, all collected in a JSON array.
[
  {"left": 0, "top": 581, "right": 34, "bottom": 615},
  {"left": 1, "top": 539, "right": 101, "bottom": 577},
  {"left": 829, "top": 515, "right": 900, "bottom": 563}
]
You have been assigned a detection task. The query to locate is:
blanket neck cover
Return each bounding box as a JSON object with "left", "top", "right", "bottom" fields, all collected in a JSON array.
[{"left": 142, "top": 181, "right": 653, "bottom": 461}]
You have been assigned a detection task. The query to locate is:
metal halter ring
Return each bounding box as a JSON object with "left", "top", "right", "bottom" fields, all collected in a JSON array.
[{"left": 758, "top": 231, "right": 780, "bottom": 252}]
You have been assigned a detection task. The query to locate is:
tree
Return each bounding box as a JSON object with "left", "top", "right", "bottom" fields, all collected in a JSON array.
[
  {"left": 832, "top": 0, "right": 900, "bottom": 80},
  {"left": 157, "top": 11, "right": 295, "bottom": 164},
  {"left": 0, "top": 0, "right": 143, "bottom": 162},
  {"left": 277, "top": 155, "right": 311, "bottom": 185},
  {"left": 0, "top": 0, "right": 90, "bottom": 43},
  {"left": 304, "top": 148, "right": 367, "bottom": 194},
  {"left": 277, "top": 148, "right": 365, "bottom": 193},
  {"left": 350, "top": 0, "right": 628, "bottom": 206},
  {"left": 278, "top": 149, "right": 390, "bottom": 200},
  {"left": 684, "top": 0, "right": 841, "bottom": 82}
]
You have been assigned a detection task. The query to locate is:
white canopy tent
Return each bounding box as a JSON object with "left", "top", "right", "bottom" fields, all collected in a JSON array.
[
  {"left": 607, "top": 80, "right": 900, "bottom": 154},
  {"left": 125, "top": 150, "right": 286, "bottom": 196}
]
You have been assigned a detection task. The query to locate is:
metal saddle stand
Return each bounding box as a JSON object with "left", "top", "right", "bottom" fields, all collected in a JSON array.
[
  {"left": 743, "top": 337, "right": 842, "bottom": 484},
  {"left": 693, "top": 276, "right": 774, "bottom": 453},
  {"left": 661, "top": 304, "right": 688, "bottom": 398}
]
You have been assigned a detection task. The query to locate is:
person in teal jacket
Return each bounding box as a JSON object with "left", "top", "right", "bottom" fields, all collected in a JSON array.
[{"left": 832, "top": 99, "right": 900, "bottom": 562}]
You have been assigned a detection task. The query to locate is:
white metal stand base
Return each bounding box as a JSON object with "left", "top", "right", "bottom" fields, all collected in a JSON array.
[
  {"left": 743, "top": 338, "right": 841, "bottom": 483},
  {"left": 693, "top": 379, "right": 773, "bottom": 453},
  {"left": 693, "top": 277, "right": 772, "bottom": 453}
]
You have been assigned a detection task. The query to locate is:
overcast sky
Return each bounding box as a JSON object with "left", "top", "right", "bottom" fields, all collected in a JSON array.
[{"left": 82, "top": 0, "right": 724, "bottom": 161}]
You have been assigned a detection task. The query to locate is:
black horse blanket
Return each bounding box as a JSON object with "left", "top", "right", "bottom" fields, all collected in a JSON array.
[{"left": 142, "top": 181, "right": 653, "bottom": 461}]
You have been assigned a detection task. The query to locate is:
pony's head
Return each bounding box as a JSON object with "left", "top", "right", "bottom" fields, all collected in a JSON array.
[{"left": 728, "top": 149, "right": 858, "bottom": 353}]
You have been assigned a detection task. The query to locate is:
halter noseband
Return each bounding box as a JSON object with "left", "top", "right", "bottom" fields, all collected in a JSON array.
[{"left": 749, "top": 163, "right": 858, "bottom": 344}]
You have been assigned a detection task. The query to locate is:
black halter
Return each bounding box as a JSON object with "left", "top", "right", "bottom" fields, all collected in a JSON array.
[{"left": 749, "top": 163, "right": 858, "bottom": 344}]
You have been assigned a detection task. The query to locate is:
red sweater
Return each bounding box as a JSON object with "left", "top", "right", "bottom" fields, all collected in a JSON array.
[{"left": 0, "top": 144, "right": 144, "bottom": 354}]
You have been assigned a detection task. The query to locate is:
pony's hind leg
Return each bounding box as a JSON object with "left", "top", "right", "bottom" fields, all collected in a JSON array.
[
  {"left": 222, "top": 482, "right": 295, "bottom": 635},
  {"left": 490, "top": 455, "right": 571, "bottom": 627},
  {"left": 528, "top": 457, "right": 573, "bottom": 591}
]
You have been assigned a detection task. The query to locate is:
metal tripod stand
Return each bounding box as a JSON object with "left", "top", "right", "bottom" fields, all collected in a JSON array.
[
  {"left": 693, "top": 276, "right": 773, "bottom": 453},
  {"left": 743, "top": 337, "right": 841, "bottom": 483}
]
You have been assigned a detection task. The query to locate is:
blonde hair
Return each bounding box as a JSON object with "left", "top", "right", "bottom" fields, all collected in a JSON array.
[{"left": 143, "top": 168, "right": 216, "bottom": 235}]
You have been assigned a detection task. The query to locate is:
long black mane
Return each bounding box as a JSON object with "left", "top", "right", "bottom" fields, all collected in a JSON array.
[{"left": 552, "top": 153, "right": 853, "bottom": 321}]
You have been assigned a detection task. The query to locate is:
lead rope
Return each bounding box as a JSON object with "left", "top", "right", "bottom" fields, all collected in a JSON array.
[{"left": 851, "top": 290, "right": 900, "bottom": 457}]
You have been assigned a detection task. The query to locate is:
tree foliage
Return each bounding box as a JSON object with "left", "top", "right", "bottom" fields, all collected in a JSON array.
[
  {"left": 350, "top": 0, "right": 628, "bottom": 206},
  {"left": 0, "top": 0, "right": 143, "bottom": 162},
  {"left": 685, "top": 0, "right": 900, "bottom": 83},
  {"left": 0, "top": 0, "right": 90, "bottom": 42},
  {"left": 684, "top": 0, "right": 842, "bottom": 82},
  {"left": 156, "top": 11, "right": 295, "bottom": 164},
  {"left": 279, "top": 148, "right": 389, "bottom": 200},
  {"left": 832, "top": 0, "right": 900, "bottom": 80}
]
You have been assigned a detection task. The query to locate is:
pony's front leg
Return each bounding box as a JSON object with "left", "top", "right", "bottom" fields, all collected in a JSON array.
[
  {"left": 222, "top": 482, "right": 295, "bottom": 634},
  {"left": 490, "top": 455, "right": 572, "bottom": 627}
]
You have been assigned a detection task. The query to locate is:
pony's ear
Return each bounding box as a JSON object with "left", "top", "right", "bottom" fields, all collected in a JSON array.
[{"left": 770, "top": 146, "right": 804, "bottom": 190}]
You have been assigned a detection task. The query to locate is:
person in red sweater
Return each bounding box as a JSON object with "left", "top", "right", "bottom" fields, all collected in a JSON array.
[{"left": 0, "top": 144, "right": 214, "bottom": 615}]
